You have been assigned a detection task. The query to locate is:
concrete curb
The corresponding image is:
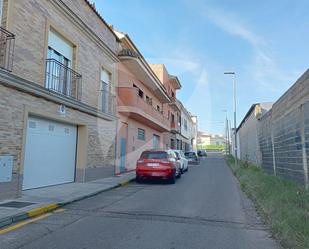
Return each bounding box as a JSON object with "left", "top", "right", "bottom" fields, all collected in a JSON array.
[{"left": 0, "top": 177, "right": 135, "bottom": 230}]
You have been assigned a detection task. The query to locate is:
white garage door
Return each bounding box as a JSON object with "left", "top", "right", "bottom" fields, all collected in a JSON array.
[{"left": 23, "top": 117, "right": 77, "bottom": 190}]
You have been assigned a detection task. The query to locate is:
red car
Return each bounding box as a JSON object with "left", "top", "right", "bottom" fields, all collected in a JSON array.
[{"left": 136, "top": 150, "right": 181, "bottom": 184}]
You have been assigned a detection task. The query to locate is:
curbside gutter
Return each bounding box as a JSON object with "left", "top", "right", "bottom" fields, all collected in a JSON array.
[{"left": 0, "top": 177, "right": 135, "bottom": 230}]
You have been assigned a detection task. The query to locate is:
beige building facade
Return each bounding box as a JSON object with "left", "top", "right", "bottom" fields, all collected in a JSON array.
[{"left": 0, "top": 0, "right": 120, "bottom": 200}]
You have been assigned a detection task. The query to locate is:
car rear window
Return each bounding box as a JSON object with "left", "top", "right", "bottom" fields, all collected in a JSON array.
[{"left": 140, "top": 151, "right": 168, "bottom": 159}]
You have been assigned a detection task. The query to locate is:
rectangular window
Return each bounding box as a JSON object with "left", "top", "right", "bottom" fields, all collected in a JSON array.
[
  {"left": 146, "top": 95, "right": 152, "bottom": 105},
  {"left": 138, "top": 89, "right": 144, "bottom": 98},
  {"left": 100, "top": 69, "right": 111, "bottom": 113},
  {"left": 137, "top": 128, "right": 145, "bottom": 140},
  {"left": 46, "top": 30, "right": 73, "bottom": 96},
  {"left": 48, "top": 30, "right": 73, "bottom": 62},
  {"left": 140, "top": 151, "right": 167, "bottom": 159}
]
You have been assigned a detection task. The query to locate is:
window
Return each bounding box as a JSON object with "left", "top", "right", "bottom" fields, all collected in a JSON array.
[
  {"left": 140, "top": 151, "right": 167, "bottom": 159},
  {"left": 46, "top": 30, "right": 73, "bottom": 95},
  {"left": 184, "top": 119, "right": 188, "bottom": 131},
  {"left": 138, "top": 89, "right": 144, "bottom": 98},
  {"left": 137, "top": 128, "right": 145, "bottom": 141},
  {"left": 146, "top": 95, "right": 152, "bottom": 105},
  {"left": 157, "top": 105, "right": 160, "bottom": 112},
  {"left": 133, "top": 84, "right": 144, "bottom": 99},
  {"left": 100, "top": 69, "right": 111, "bottom": 113},
  {"left": 171, "top": 139, "right": 175, "bottom": 149}
]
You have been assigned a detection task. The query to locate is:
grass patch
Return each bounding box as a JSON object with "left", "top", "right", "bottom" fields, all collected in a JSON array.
[
  {"left": 226, "top": 155, "right": 309, "bottom": 249},
  {"left": 198, "top": 145, "right": 224, "bottom": 150}
]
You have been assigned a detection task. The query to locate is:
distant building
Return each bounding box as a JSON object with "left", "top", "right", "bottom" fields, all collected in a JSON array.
[
  {"left": 235, "top": 102, "right": 273, "bottom": 164},
  {"left": 197, "top": 132, "right": 225, "bottom": 147}
]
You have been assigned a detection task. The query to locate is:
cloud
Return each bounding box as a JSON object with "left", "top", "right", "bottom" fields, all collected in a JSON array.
[
  {"left": 203, "top": 6, "right": 294, "bottom": 93},
  {"left": 205, "top": 8, "right": 264, "bottom": 47}
]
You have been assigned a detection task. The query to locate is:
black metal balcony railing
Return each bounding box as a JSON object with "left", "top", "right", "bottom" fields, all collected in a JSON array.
[
  {"left": 100, "top": 89, "right": 116, "bottom": 115},
  {"left": 0, "top": 26, "right": 15, "bottom": 72},
  {"left": 45, "top": 59, "right": 82, "bottom": 100}
]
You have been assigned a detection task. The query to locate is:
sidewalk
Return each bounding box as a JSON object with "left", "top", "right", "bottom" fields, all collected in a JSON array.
[{"left": 0, "top": 172, "right": 136, "bottom": 228}]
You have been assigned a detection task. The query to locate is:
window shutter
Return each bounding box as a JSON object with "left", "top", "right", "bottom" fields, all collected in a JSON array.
[{"left": 48, "top": 30, "right": 73, "bottom": 61}]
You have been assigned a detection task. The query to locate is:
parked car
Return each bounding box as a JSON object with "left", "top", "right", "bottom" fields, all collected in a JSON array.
[
  {"left": 136, "top": 150, "right": 182, "bottom": 184},
  {"left": 197, "top": 150, "right": 207, "bottom": 157},
  {"left": 184, "top": 151, "right": 200, "bottom": 165},
  {"left": 172, "top": 150, "right": 188, "bottom": 173}
]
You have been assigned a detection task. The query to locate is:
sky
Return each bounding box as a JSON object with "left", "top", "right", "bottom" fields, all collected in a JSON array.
[{"left": 93, "top": 0, "right": 309, "bottom": 134}]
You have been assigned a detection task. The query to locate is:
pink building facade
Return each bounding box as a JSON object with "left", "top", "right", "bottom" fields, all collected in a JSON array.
[{"left": 114, "top": 31, "right": 171, "bottom": 173}]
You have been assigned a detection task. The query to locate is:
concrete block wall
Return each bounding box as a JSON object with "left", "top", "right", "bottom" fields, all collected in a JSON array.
[
  {"left": 238, "top": 107, "right": 261, "bottom": 165},
  {"left": 257, "top": 70, "right": 309, "bottom": 187},
  {"left": 258, "top": 111, "right": 274, "bottom": 175}
]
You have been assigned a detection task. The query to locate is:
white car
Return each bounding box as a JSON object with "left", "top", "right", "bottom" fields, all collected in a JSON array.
[{"left": 172, "top": 150, "right": 188, "bottom": 173}]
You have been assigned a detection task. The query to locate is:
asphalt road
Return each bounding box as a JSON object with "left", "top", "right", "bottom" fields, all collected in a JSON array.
[{"left": 0, "top": 153, "right": 280, "bottom": 249}]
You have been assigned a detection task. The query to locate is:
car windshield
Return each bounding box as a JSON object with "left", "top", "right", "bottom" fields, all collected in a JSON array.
[
  {"left": 140, "top": 151, "right": 168, "bottom": 159},
  {"left": 185, "top": 152, "right": 196, "bottom": 158}
]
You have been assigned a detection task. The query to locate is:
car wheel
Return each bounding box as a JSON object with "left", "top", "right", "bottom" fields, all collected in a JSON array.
[
  {"left": 169, "top": 174, "right": 176, "bottom": 184},
  {"left": 136, "top": 176, "right": 142, "bottom": 183}
]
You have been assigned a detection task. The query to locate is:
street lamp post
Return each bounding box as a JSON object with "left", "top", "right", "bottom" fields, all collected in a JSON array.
[{"left": 224, "top": 72, "right": 237, "bottom": 166}]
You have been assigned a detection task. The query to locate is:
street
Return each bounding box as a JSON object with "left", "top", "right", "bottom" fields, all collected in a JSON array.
[{"left": 0, "top": 153, "right": 279, "bottom": 249}]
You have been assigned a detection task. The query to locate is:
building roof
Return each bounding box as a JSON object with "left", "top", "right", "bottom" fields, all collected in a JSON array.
[
  {"left": 84, "top": 0, "right": 121, "bottom": 42},
  {"left": 237, "top": 102, "right": 273, "bottom": 132},
  {"left": 176, "top": 99, "right": 192, "bottom": 118},
  {"left": 113, "top": 29, "right": 171, "bottom": 103},
  {"left": 169, "top": 74, "right": 182, "bottom": 89}
]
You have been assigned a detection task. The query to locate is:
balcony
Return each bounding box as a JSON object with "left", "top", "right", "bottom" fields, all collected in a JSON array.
[
  {"left": 171, "top": 121, "right": 181, "bottom": 134},
  {"left": 169, "top": 95, "right": 180, "bottom": 112},
  {"left": 118, "top": 87, "right": 170, "bottom": 132},
  {"left": 45, "top": 59, "right": 82, "bottom": 100},
  {"left": 0, "top": 27, "right": 15, "bottom": 72},
  {"left": 100, "top": 88, "right": 116, "bottom": 116}
]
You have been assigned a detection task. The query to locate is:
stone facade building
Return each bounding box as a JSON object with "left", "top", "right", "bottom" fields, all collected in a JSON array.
[{"left": 0, "top": 0, "right": 120, "bottom": 200}]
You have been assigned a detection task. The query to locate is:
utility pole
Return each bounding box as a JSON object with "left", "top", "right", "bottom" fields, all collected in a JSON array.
[{"left": 224, "top": 72, "right": 237, "bottom": 166}]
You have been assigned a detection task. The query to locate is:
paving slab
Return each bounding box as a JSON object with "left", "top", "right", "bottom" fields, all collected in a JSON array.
[{"left": 0, "top": 172, "right": 136, "bottom": 229}]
